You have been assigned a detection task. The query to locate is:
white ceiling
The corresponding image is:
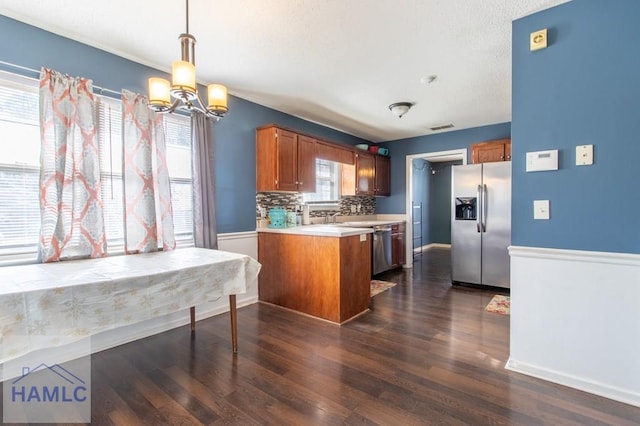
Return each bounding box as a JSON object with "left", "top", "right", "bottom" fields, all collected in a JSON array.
[{"left": 0, "top": 0, "right": 569, "bottom": 142}]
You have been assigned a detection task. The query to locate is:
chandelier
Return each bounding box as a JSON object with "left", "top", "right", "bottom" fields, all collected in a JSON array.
[{"left": 148, "top": 0, "right": 228, "bottom": 119}]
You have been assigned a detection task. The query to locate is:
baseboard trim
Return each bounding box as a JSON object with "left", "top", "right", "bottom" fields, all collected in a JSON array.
[
  {"left": 505, "top": 358, "right": 640, "bottom": 408},
  {"left": 414, "top": 243, "right": 451, "bottom": 252}
]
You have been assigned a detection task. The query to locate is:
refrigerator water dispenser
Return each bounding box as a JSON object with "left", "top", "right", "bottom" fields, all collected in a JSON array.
[{"left": 455, "top": 197, "right": 477, "bottom": 220}]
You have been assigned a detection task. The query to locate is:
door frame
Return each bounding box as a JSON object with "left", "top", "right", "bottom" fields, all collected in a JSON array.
[{"left": 404, "top": 149, "right": 467, "bottom": 267}]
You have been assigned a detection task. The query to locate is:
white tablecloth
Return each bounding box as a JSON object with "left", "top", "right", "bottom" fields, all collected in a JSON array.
[{"left": 0, "top": 248, "right": 261, "bottom": 363}]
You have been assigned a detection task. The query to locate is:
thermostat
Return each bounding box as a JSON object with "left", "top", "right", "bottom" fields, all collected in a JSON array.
[{"left": 526, "top": 149, "right": 558, "bottom": 172}]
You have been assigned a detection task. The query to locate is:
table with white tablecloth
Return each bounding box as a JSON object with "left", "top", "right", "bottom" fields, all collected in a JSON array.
[{"left": 0, "top": 248, "right": 261, "bottom": 364}]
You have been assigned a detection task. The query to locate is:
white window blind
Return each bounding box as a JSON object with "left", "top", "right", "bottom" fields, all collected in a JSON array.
[
  {"left": 0, "top": 71, "right": 40, "bottom": 262},
  {"left": 0, "top": 71, "right": 194, "bottom": 264}
]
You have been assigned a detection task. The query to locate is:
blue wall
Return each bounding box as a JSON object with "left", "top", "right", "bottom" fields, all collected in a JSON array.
[
  {"left": 376, "top": 123, "right": 511, "bottom": 214},
  {"left": 0, "top": 15, "right": 369, "bottom": 233},
  {"left": 512, "top": 1, "right": 640, "bottom": 254}
]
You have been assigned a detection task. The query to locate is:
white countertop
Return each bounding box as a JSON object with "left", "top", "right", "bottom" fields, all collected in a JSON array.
[{"left": 257, "top": 224, "right": 374, "bottom": 237}]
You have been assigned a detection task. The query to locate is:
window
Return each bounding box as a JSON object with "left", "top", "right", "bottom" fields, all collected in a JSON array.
[
  {"left": 302, "top": 159, "right": 341, "bottom": 204},
  {"left": 0, "top": 70, "right": 194, "bottom": 264}
]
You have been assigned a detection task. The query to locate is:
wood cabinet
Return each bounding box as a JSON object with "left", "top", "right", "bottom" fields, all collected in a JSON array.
[
  {"left": 342, "top": 152, "right": 390, "bottom": 196},
  {"left": 256, "top": 126, "right": 316, "bottom": 192},
  {"left": 258, "top": 232, "right": 372, "bottom": 323},
  {"left": 316, "top": 141, "right": 354, "bottom": 165},
  {"left": 391, "top": 222, "right": 406, "bottom": 268},
  {"left": 374, "top": 155, "right": 390, "bottom": 196},
  {"left": 355, "top": 152, "right": 376, "bottom": 196},
  {"left": 471, "top": 139, "right": 511, "bottom": 164},
  {"left": 257, "top": 123, "right": 391, "bottom": 196}
]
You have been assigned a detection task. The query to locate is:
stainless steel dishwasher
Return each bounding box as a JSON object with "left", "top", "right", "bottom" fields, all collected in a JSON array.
[{"left": 372, "top": 225, "right": 392, "bottom": 275}]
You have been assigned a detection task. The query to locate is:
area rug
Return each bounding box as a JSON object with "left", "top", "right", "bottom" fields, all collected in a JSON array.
[
  {"left": 485, "top": 295, "right": 510, "bottom": 315},
  {"left": 370, "top": 280, "right": 397, "bottom": 297}
]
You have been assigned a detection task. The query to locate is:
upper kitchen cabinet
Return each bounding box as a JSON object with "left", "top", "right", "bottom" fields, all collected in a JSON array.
[
  {"left": 470, "top": 139, "right": 511, "bottom": 164},
  {"left": 342, "top": 152, "right": 390, "bottom": 196},
  {"left": 355, "top": 152, "right": 375, "bottom": 196},
  {"left": 316, "top": 141, "right": 354, "bottom": 165},
  {"left": 374, "top": 155, "right": 390, "bottom": 196},
  {"left": 256, "top": 126, "right": 316, "bottom": 192}
]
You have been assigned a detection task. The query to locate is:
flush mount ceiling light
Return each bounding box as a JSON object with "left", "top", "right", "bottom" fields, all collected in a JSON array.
[
  {"left": 148, "top": 0, "right": 228, "bottom": 120},
  {"left": 388, "top": 102, "right": 413, "bottom": 118}
]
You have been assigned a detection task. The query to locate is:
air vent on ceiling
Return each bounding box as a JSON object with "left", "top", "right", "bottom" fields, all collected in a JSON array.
[{"left": 430, "top": 124, "right": 454, "bottom": 131}]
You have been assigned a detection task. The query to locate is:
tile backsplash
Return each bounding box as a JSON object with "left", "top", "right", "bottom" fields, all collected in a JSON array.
[{"left": 256, "top": 192, "right": 376, "bottom": 218}]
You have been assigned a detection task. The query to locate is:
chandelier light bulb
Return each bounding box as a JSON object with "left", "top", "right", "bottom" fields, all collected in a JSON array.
[{"left": 148, "top": 78, "right": 171, "bottom": 109}]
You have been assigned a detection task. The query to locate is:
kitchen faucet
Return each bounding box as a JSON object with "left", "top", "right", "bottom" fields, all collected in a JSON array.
[{"left": 327, "top": 212, "right": 341, "bottom": 223}]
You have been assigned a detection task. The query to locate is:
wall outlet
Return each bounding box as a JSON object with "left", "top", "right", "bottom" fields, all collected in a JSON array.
[
  {"left": 357, "top": 204, "right": 361, "bottom": 212},
  {"left": 350, "top": 205, "right": 357, "bottom": 213}
]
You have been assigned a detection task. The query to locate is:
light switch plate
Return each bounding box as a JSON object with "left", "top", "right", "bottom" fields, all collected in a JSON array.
[
  {"left": 534, "top": 200, "right": 550, "bottom": 220},
  {"left": 576, "top": 144, "right": 593, "bottom": 166},
  {"left": 360, "top": 234, "right": 367, "bottom": 242}
]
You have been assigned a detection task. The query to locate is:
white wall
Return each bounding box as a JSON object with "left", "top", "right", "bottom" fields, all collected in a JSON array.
[{"left": 507, "top": 246, "right": 640, "bottom": 407}]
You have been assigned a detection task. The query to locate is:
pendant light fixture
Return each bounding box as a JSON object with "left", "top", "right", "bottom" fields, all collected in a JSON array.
[{"left": 148, "top": 0, "right": 228, "bottom": 119}]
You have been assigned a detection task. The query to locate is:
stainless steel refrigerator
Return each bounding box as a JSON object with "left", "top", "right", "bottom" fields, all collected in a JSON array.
[{"left": 451, "top": 162, "right": 511, "bottom": 288}]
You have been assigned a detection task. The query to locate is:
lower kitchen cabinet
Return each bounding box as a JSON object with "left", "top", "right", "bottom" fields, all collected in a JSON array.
[
  {"left": 258, "top": 232, "right": 372, "bottom": 323},
  {"left": 391, "top": 222, "right": 406, "bottom": 268}
]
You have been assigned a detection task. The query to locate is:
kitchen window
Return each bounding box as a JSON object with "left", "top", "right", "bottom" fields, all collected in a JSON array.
[
  {"left": 302, "top": 159, "right": 340, "bottom": 204},
  {"left": 0, "top": 70, "right": 194, "bottom": 265}
]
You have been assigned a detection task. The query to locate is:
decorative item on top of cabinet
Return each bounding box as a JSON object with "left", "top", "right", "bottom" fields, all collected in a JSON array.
[
  {"left": 471, "top": 138, "right": 511, "bottom": 164},
  {"left": 256, "top": 125, "right": 316, "bottom": 192}
]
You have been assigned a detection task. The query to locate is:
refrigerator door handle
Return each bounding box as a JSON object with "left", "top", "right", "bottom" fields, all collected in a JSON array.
[
  {"left": 482, "top": 184, "right": 488, "bottom": 232},
  {"left": 477, "top": 184, "right": 482, "bottom": 233}
]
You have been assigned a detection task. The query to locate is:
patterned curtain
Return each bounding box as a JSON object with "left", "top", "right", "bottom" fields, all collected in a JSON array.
[
  {"left": 38, "top": 68, "right": 106, "bottom": 262},
  {"left": 191, "top": 112, "right": 218, "bottom": 249},
  {"left": 121, "top": 89, "right": 175, "bottom": 254}
]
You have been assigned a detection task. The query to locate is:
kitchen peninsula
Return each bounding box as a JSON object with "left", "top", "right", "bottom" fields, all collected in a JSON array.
[{"left": 257, "top": 225, "right": 373, "bottom": 324}]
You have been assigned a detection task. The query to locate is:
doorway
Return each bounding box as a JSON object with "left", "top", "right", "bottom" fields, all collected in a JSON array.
[{"left": 404, "top": 149, "right": 467, "bottom": 268}]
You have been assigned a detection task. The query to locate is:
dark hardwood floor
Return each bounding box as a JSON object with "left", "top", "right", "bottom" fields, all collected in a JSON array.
[{"left": 3, "top": 247, "right": 639, "bottom": 425}]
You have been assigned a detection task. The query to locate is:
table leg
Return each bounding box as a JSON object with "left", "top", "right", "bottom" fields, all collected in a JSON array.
[
  {"left": 229, "top": 295, "right": 238, "bottom": 353},
  {"left": 190, "top": 306, "right": 196, "bottom": 332}
]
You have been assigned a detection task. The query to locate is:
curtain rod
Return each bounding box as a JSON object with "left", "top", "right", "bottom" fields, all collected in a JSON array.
[{"left": 0, "top": 60, "right": 122, "bottom": 97}]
